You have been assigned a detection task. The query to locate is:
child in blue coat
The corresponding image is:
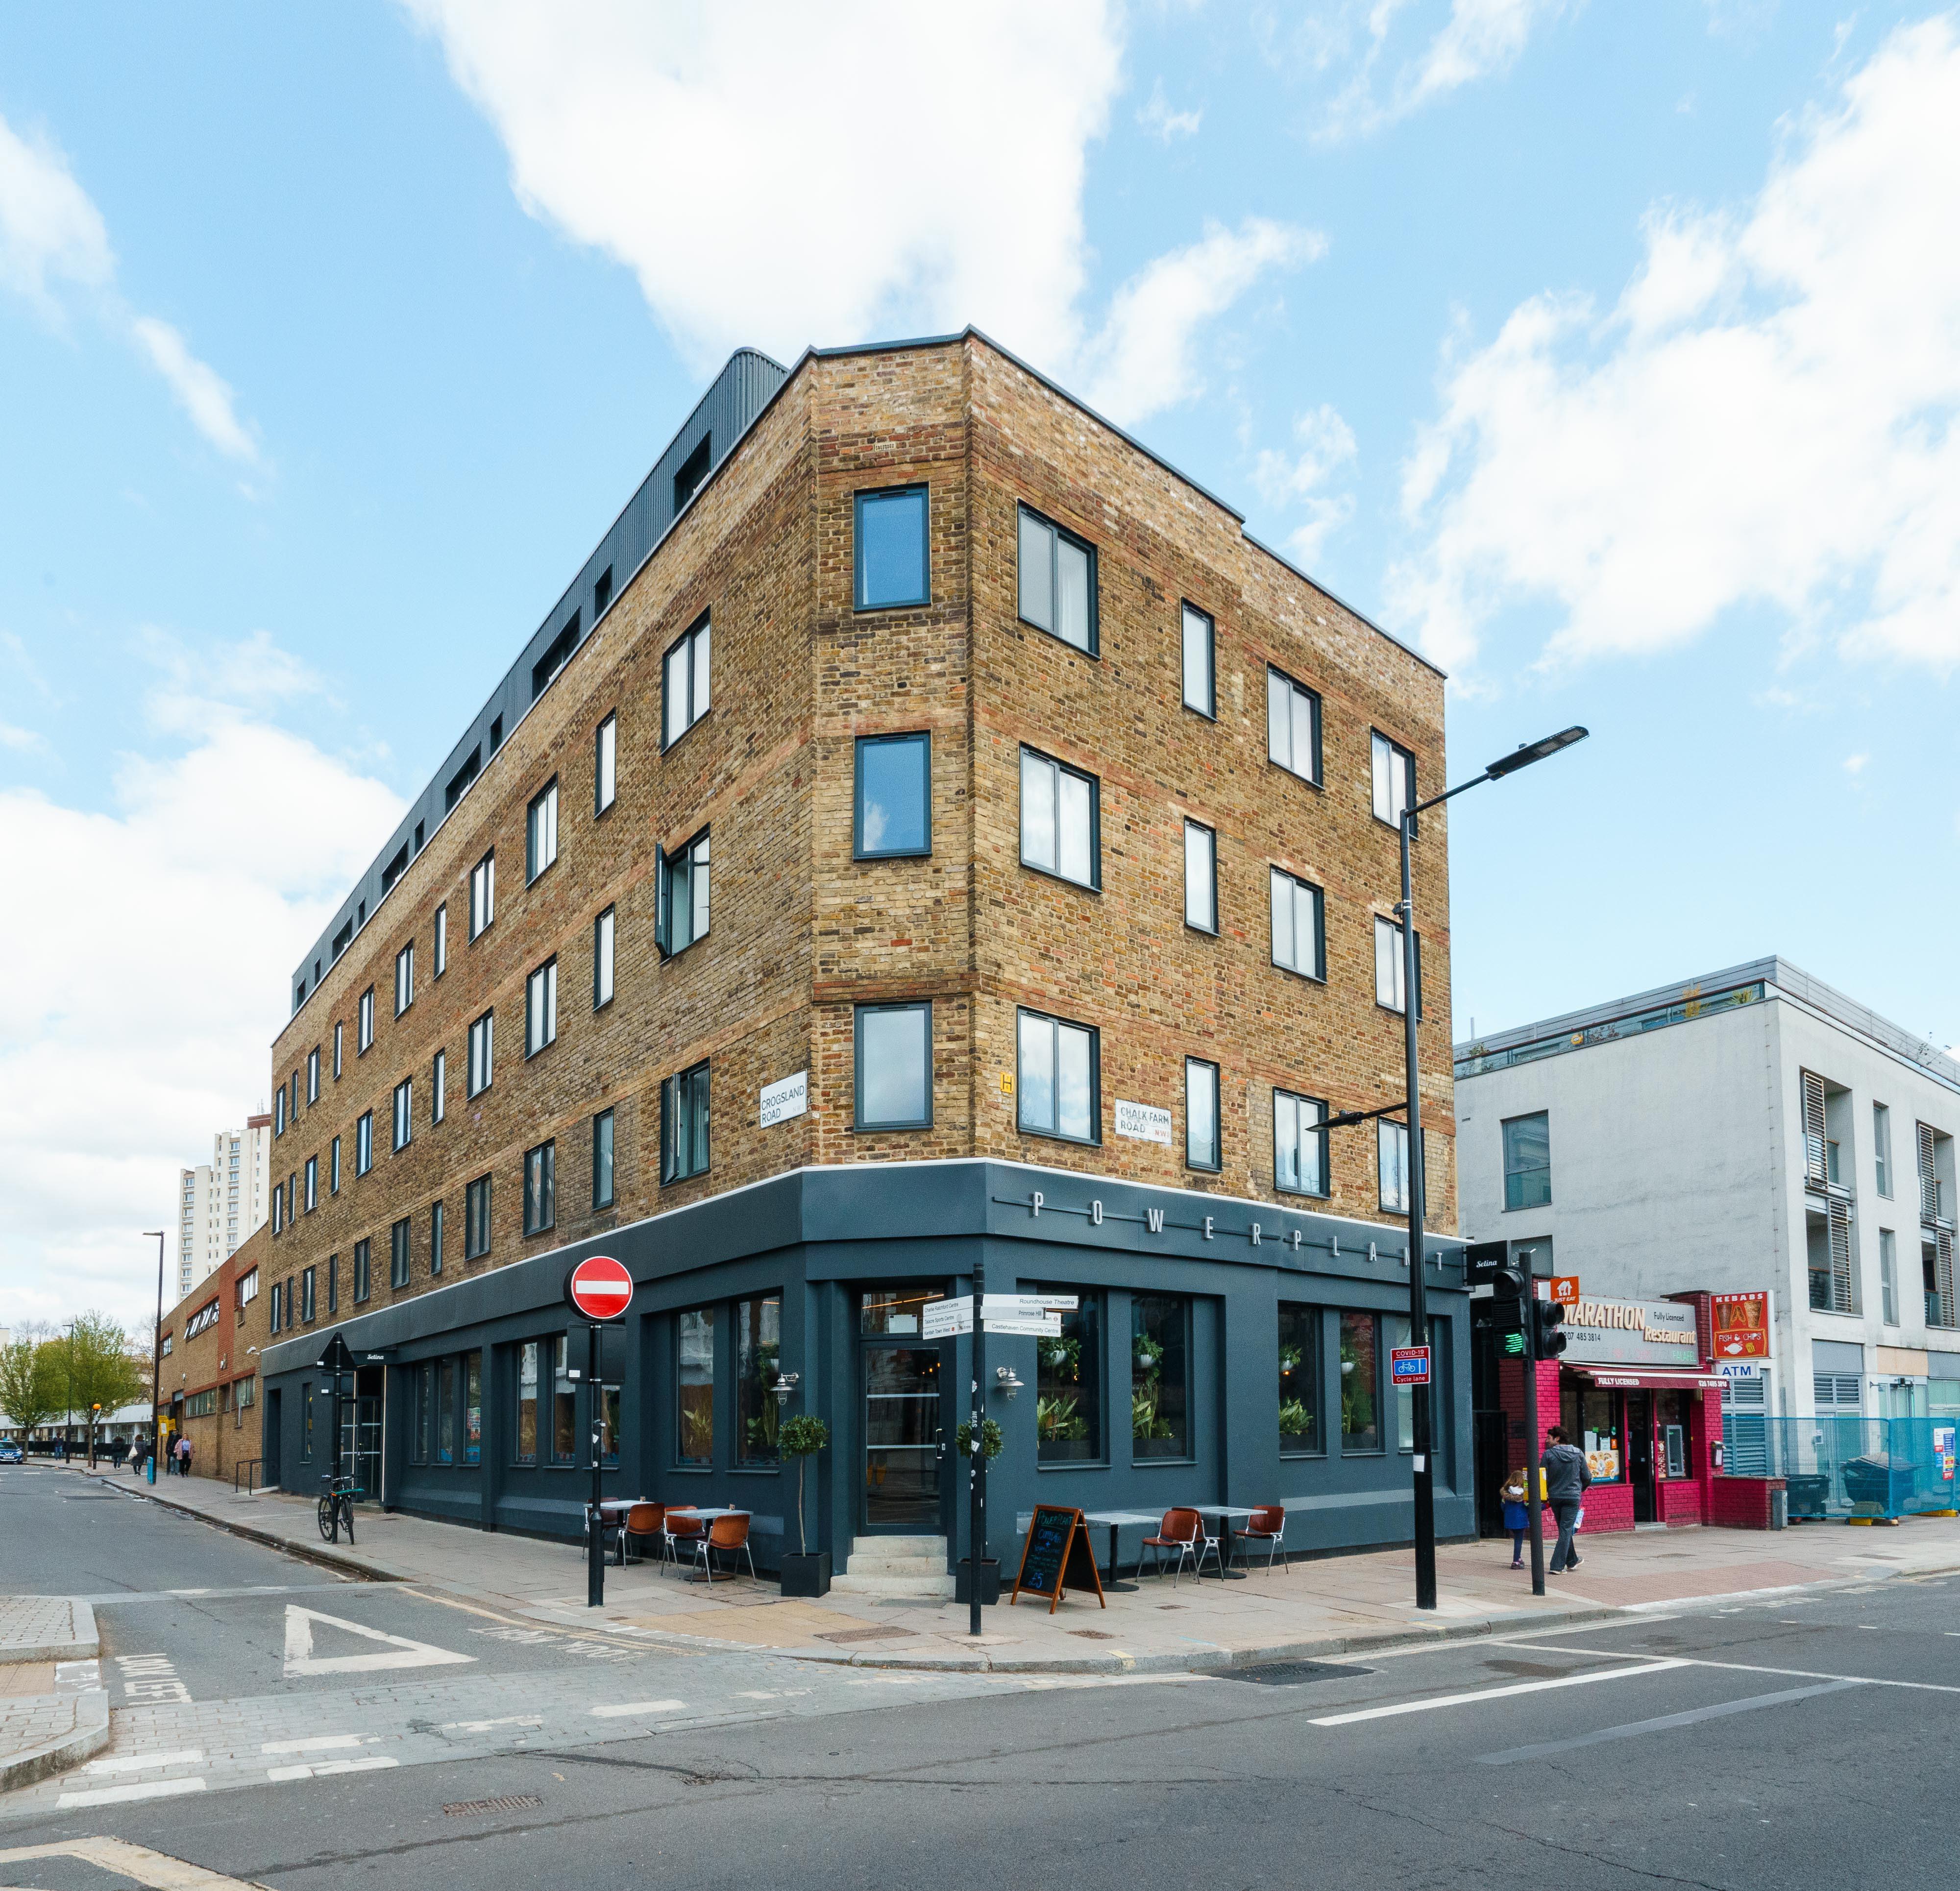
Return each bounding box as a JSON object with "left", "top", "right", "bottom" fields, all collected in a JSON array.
[{"left": 1501, "top": 1469, "right": 1530, "bottom": 1568}]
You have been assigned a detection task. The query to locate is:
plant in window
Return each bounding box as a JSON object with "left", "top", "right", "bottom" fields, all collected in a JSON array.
[
  {"left": 779, "top": 1413, "right": 829, "bottom": 1556},
  {"left": 680, "top": 1401, "right": 714, "bottom": 1462},
  {"left": 1036, "top": 1394, "right": 1087, "bottom": 1443},
  {"left": 1039, "top": 1335, "right": 1079, "bottom": 1378},
  {"left": 1131, "top": 1386, "right": 1175, "bottom": 1442},
  {"left": 1278, "top": 1399, "right": 1315, "bottom": 1438}
]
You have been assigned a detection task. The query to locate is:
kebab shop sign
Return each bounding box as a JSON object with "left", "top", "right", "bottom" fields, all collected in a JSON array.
[{"left": 1562, "top": 1296, "right": 1699, "bottom": 1368}]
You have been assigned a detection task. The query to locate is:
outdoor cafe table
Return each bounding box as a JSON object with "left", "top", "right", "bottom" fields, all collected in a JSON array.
[
  {"left": 1194, "top": 1505, "right": 1264, "bottom": 1579},
  {"left": 664, "top": 1506, "right": 751, "bottom": 1582},
  {"left": 1078, "top": 1509, "right": 1167, "bottom": 1588}
]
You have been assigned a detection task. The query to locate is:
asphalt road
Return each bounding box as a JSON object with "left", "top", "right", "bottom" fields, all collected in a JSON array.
[{"left": 3, "top": 1465, "right": 1956, "bottom": 1889}]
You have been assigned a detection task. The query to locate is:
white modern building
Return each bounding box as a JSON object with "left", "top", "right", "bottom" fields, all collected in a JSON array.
[
  {"left": 1455, "top": 959, "right": 1960, "bottom": 1436},
  {"left": 176, "top": 1115, "right": 271, "bottom": 1300}
]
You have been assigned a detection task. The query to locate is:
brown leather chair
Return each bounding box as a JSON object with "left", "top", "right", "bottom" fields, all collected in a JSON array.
[
  {"left": 707, "top": 1511, "right": 755, "bottom": 1583},
  {"left": 621, "top": 1502, "right": 665, "bottom": 1567},
  {"left": 1140, "top": 1507, "right": 1203, "bottom": 1586},
  {"left": 1231, "top": 1504, "right": 1286, "bottom": 1573},
  {"left": 663, "top": 1506, "right": 704, "bottom": 1576}
]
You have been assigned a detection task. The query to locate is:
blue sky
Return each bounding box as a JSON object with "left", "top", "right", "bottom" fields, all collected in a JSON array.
[{"left": 4, "top": 1, "right": 1959, "bottom": 1326}]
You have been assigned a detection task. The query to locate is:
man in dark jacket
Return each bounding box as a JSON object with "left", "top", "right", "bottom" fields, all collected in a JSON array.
[{"left": 1543, "top": 1425, "right": 1592, "bottom": 1575}]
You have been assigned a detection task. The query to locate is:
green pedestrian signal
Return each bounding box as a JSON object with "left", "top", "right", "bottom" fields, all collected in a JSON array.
[{"left": 1501, "top": 1329, "right": 1528, "bottom": 1357}]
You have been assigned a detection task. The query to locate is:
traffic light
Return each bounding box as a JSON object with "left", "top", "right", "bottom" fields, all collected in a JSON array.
[
  {"left": 1490, "top": 1261, "right": 1529, "bottom": 1357},
  {"left": 1531, "top": 1297, "right": 1568, "bottom": 1360}
]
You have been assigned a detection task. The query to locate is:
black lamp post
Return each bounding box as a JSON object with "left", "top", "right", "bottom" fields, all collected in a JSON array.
[{"left": 1327, "top": 724, "right": 1588, "bottom": 1612}]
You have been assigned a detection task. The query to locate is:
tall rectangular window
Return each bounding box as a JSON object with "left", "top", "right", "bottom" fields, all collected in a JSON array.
[
  {"left": 1017, "top": 1009, "right": 1098, "bottom": 1144},
  {"left": 271, "top": 1186, "right": 283, "bottom": 1236},
  {"left": 463, "top": 1353, "right": 481, "bottom": 1464},
  {"left": 333, "top": 1021, "right": 343, "bottom": 1078},
  {"left": 526, "top": 779, "right": 559, "bottom": 883},
  {"left": 1874, "top": 1102, "right": 1893, "bottom": 1197},
  {"left": 593, "top": 907, "right": 615, "bottom": 1009},
  {"left": 594, "top": 713, "right": 617, "bottom": 815},
  {"left": 1132, "top": 1295, "right": 1189, "bottom": 1460},
  {"left": 592, "top": 1109, "right": 615, "bottom": 1210},
  {"left": 330, "top": 1136, "right": 341, "bottom": 1194},
  {"left": 1016, "top": 503, "right": 1097, "bottom": 654},
  {"left": 1278, "top": 1303, "right": 1322, "bottom": 1455},
  {"left": 1374, "top": 915, "right": 1422, "bottom": 1016},
  {"left": 662, "top": 1061, "right": 711, "bottom": 1183},
  {"left": 430, "top": 1199, "right": 444, "bottom": 1277},
  {"left": 656, "top": 830, "right": 710, "bottom": 956},
  {"left": 303, "top": 1155, "right": 318, "bottom": 1212},
  {"left": 525, "top": 958, "right": 558, "bottom": 1057},
  {"left": 1881, "top": 1228, "right": 1898, "bottom": 1325},
  {"left": 392, "top": 1078, "right": 412, "bottom": 1153},
  {"left": 358, "top": 986, "right": 374, "bottom": 1052},
  {"left": 390, "top": 1216, "right": 411, "bottom": 1289},
  {"left": 1267, "top": 667, "right": 1322, "bottom": 784},
  {"left": 437, "top": 1357, "right": 456, "bottom": 1464},
  {"left": 1371, "top": 730, "right": 1416, "bottom": 830},
  {"left": 352, "top": 1237, "right": 371, "bottom": 1304},
  {"left": 1274, "top": 1091, "right": 1329, "bottom": 1198},
  {"left": 1019, "top": 747, "right": 1099, "bottom": 889},
  {"left": 1378, "top": 1119, "right": 1411, "bottom": 1214},
  {"left": 855, "top": 485, "right": 930, "bottom": 609},
  {"left": 394, "top": 943, "right": 414, "bottom": 1017},
  {"left": 736, "top": 1293, "right": 783, "bottom": 1465},
  {"left": 1181, "top": 604, "right": 1215, "bottom": 716},
  {"left": 469, "top": 850, "right": 495, "bottom": 940},
  {"left": 431, "top": 1049, "right": 445, "bottom": 1124},
  {"left": 662, "top": 613, "right": 711, "bottom": 748},
  {"left": 355, "top": 1111, "right": 373, "bottom": 1176},
  {"left": 1183, "top": 820, "right": 1217, "bottom": 932},
  {"left": 274, "top": 1086, "right": 285, "bottom": 1137},
  {"left": 552, "top": 1336, "right": 577, "bottom": 1462},
  {"left": 855, "top": 1002, "right": 932, "bottom": 1131},
  {"left": 516, "top": 1341, "right": 539, "bottom": 1464},
  {"left": 433, "top": 902, "right": 447, "bottom": 976},
  {"left": 1340, "top": 1310, "right": 1380, "bottom": 1452},
  {"left": 854, "top": 732, "right": 931, "bottom": 857},
  {"left": 1186, "top": 1057, "right": 1220, "bottom": 1171},
  {"left": 677, "top": 1308, "right": 714, "bottom": 1465},
  {"left": 467, "top": 1010, "right": 493, "bottom": 1097},
  {"left": 1035, "top": 1288, "right": 1102, "bottom": 1464},
  {"left": 465, "top": 1173, "right": 491, "bottom": 1259},
  {"left": 1502, "top": 1112, "right": 1551, "bottom": 1210},
  {"left": 327, "top": 1254, "right": 338, "bottom": 1313},
  {"left": 301, "top": 1265, "right": 316, "bottom": 1324},
  {"left": 1270, "top": 868, "right": 1325, "bottom": 980},
  {"left": 523, "top": 1140, "right": 556, "bottom": 1236},
  {"left": 307, "top": 1046, "right": 319, "bottom": 1103}
]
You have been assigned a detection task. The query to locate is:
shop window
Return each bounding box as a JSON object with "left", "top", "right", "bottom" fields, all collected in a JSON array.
[
  {"left": 1560, "top": 1381, "right": 1624, "bottom": 1481},
  {"left": 678, "top": 1307, "right": 714, "bottom": 1466},
  {"left": 1657, "top": 1390, "right": 1690, "bottom": 1478},
  {"left": 599, "top": 1377, "right": 621, "bottom": 1467},
  {"left": 552, "top": 1337, "right": 577, "bottom": 1464},
  {"left": 437, "top": 1357, "right": 457, "bottom": 1465},
  {"left": 463, "top": 1353, "right": 482, "bottom": 1465},
  {"left": 1278, "top": 1303, "right": 1322, "bottom": 1455},
  {"left": 1035, "top": 1287, "right": 1102, "bottom": 1465},
  {"left": 735, "top": 1294, "right": 782, "bottom": 1466},
  {"left": 516, "top": 1341, "right": 538, "bottom": 1464},
  {"left": 1131, "top": 1294, "right": 1190, "bottom": 1461},
  {"left": 1340, "top": 1311, "right": 1380, "bottom": 1453},
  {"left": 412, "top": 1364, "right": 432, "bottom": 1465}
]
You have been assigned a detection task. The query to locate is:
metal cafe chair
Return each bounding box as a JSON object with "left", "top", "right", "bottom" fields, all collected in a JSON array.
[
  {"left": 621, "top": 1502, "right": 666, "bottom": 1567},
  {"left": 1230, "top": 1504, "right": 1287, "bottom": 1573},
  {"left": 1140, "top": 1507, "right": 1204, "bottom": 1587},
  {"left": 706, "top": 1512, "right": 757, "bottom": 1583},
  {"left": 663, "top": 1507, "right": 705, "bottom": 1576}
]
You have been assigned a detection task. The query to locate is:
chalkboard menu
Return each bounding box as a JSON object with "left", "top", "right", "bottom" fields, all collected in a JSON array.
[{"left": 1009, "top": 1504, "right": 1106, "bottom": 1613}]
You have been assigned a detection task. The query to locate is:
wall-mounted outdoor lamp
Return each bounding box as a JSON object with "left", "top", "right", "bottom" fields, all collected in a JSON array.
[
  {"left": 994, "top": 1366, "right": 1024, "bottom": 1401},
  {"left": 772, "top": 1371, "right": 800, "bottom": 1408}
]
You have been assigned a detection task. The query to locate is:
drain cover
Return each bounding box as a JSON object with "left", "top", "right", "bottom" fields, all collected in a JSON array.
[
  {"left": 1221, "top": 1660, "right": 1372, "bottom": 1686},
  {"left": 444, "top": 1794, "right": 543, "bottom": 1817}
]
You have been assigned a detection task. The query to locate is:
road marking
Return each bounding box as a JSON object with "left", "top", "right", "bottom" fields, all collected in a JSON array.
[
  {"left": 85, "top": 1749, "right": 205, "bottom": 1774},
  {"left": 57, "top": 1777, "right": 208, "bottom": 1808},
  {"left": 115, "top": 1651, "right": 191, "bottom": 1705},
  {"left": 589, "top": 1698, "right": 687, "bottom": 1718},
  {"left": 266, "top": 1756, "right": 398, "bottom": 1782},
  {"left": 1491, "top": 1641, "right": 1960, "bottom": 1694},
  {"left": 1309, "top": 1661, "right": 1689, "bottom": 1727},
  {"left": 262, "top": 1734, "right": 370, "bottom": 1754},
  {"left": 734, "top": 1689, "right": 813, "bottom": 1700},
  {"left": 0, "top": 1835, "right": 262, "bottom": 1888},
  {"left": 282, "top": 1604, "right": 475, "bottom": 1676},
  {"left": 443, "top": 1717, "right": 543, "bottom": 1732},
  {"left": 1477, "top": 1678, "right": 1864, "bottom": 1764}
]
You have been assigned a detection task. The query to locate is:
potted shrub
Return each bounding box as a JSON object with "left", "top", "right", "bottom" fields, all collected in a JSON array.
[
  {"left": 953, "top": 1416, "right": 1004, "bottom": 1604},
  {"left": 778, "top": 1413, "right": 831, "bottom": 1597}
]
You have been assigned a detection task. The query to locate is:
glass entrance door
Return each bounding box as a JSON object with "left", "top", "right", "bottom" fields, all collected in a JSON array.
[
  {"left": 341, "top": 1366, "right": 384, "bottom": 1504},
  {"left": 1627, "top": 1391, "right": 1655, "bottom": 1523},
  {"left": 860, "top": 1287, "right": 946, "bottom": 1534}
]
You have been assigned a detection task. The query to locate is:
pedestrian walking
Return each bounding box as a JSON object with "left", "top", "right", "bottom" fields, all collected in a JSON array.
[
  {"left": 1500, "top": 1468, "right": 1530, "bottom": 1568},
  {"left": 177, "top": 1436, "right": 193, "bottom": 1478},
  {"left": 1543, "top": 1424, "right": 1592, "bottom": 1575}
]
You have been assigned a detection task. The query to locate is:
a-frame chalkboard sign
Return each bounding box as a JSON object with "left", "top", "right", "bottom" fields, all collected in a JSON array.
[{"left": 1009, "top": 1504, "right": 1106, "bottom": 1613}]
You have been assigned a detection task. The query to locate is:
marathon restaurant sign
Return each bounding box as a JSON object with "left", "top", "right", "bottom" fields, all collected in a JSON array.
[{"left": 1563, "top": 1297, "right": 1700, "bottom": 1368}]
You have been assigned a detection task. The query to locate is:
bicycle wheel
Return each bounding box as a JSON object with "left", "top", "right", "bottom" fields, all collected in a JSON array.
[
  {"left": 318, "top": 1493, "right": 335, "bottom": 1542},
  {"left": 341, "top": 1498, "right": 355, "bottom": 1546}
]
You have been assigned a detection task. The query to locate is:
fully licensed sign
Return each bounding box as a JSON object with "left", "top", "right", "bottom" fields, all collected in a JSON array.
[{"left": 1562, "top": 1296, "right": 1699, "bottom": 1368}]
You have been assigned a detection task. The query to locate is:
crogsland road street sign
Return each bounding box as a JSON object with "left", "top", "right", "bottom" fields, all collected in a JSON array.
[{"left": 564, "top": 1255, "right": 634, "bottom": 1322}]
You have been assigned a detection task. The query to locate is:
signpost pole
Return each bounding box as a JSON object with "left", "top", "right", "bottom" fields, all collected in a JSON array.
[
  {"left": 969, "top": 1257, "right": 986, "bottom": 1639},
  {"left": 588, "top": 1320, "right": 604, "bottom": 1610},
  {"left": 1397, "top": 807, "right": 1437, "bottom": 1613},
  {"left": 1521, "top": 1297, "right": 1545, "bottom": 1598}
]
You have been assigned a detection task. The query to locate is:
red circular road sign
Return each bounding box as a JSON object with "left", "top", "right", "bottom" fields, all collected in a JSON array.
[{"left": 564, "top": 1255, "right": 634, "bottom": 1322}]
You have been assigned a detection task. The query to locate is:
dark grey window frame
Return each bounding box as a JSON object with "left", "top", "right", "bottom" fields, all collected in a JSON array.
[
  {"left": 1371, "top": 728, "right": 1418, "bottom": 835},
  {"left": 469, "top": 849, "right": 495, "bottom": 941},
  {"left": 353, "top": 1237, "right": 371, "bottom": 1305},
  {"left": 303, "top": 1154, "right": 317, "bottom": 1212},
  {"left": 1274, "top": 1089, "right": 1331, "bottom": 1200},
  {"left": 525, "top": 957, "right": 558, "bottom": 1059},
  {"left": 661, "top": 1060, "right": 712, "bottom": 1185},
  {"left": 430, "top": 1199, "right": 444, "bottom": 1277},
  {"left": 357, "top": 986, "right": 374, "bottom": 1054},
  {"left": 1016, "top": 502, "right": 1100, "bottom": 657},
  {"left": 465, "top": 1173, "right": 492, "bottom": 1260},
  {"left": 1183, "top": 818, "right": 1218, "bottom": 936},
  {"left": 1018, "top": 745, "right": 1102, "bottom": 893},
  {"left": 525, "top": 778, "right": 559, "bottom": 885},
  {"left": 592, "top": 1107, "right": 615, "bottom": 1211},
  {"left": 1373, "top": 914, "right": 1424, "bottom": 1019},
  {"left": 594, "top": 712, "right": 617, "bottom": 816},
  {"left": 390, "top": 1216, "right": 411, "bottom": 1289},
  {"left": 593, "top": 906, "right": 616, "bottom": 1010},
  {"left": 853, "top": 731, "right": 932, "bottom": 859},
  {"left": 433, "top": 902, "right": 447, "bottom": 977},
  {"left": 1185, "top": 1055, "right": 1222, "bottom": 1173},
  {"left": 355, "top": 1111, "right": 373, "bottom": 1176},
  {"left": 392, "top": 1077, "right": 412, "bottom": 1153},
  {"left": 523, "top": 1139, "right": 557, "bottom": 1237},
  {"left": 1015, "top": 1006, "right": 1102, "bottom": 1147},
  {"left": 853, "top": 484, "right": 931, "bottom": 611},
  {"left": 853, "top": 1000, "right": 934, "bottom": 1132},
  {"left": 1502, "top": 1110, "right": 1552, "bottom": 1212},
  {"left": 467, "top": 1009, "right": 493, "bottom": 1098},
  {"left": 1269, "top": 866, "right": 1327, "bottom": 983},
  {"left": 655, "top": 828, "right": 710, "bottom": 957},
  {"left": 1267, "top": 665, "right": 1324, "bottom": 787},
  {"left": 1181, "top": 602, "right": 1216, "bottom": 719},
  {"left": 662, "top": 611, "right": 711, "bottom": 752},
  {"left": 307, "top": 1046, "right": 319, "bottom": 1103}
]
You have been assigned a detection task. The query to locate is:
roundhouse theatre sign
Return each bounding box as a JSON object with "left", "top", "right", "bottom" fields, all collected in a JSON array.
[{"left": 1562, "top": 1297, "right": 1699, "bottom": 1369}]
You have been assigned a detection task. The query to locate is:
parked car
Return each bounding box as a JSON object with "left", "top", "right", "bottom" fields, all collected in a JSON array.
[{"left": 0, "top": 1442, "right": 24, "bottom": 1464}]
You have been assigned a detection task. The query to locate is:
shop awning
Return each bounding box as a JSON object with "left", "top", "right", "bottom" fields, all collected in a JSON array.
[{"left": 1573, "top": 1368, "right": 1727, "bottom": 1391}]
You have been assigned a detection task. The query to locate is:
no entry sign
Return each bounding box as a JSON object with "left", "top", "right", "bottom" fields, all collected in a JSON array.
[{"left": 564, "top": 1255, "right": 634, "bottom": 1323}]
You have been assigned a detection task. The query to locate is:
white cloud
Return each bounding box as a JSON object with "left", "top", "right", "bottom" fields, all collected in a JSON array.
[
  {"left": 405, "top": 0, "right": 1315, "bottom": 423},
  {"left": 0, "top": 641, "right": 400, "bottom": 1333},
  {"left": 0, "top": 721, "right": 47, "bottom": 753},
  {"left": 0, "top": 108, "right": 260, "bottom": 467},
  {"left": 1252, "top": 402, "right": 1359, "bottom": 564},
  {"left": 131, "top": 317, "right": 260, "bottom": 465},
  {"left": 1843, "top": 752, "right": 1868, "bottom": 775},
  {"left": 1138, "top": 78, "right": 1203, "bottom": 141},
  {"left": 1391, "top": 16, "right": 1960, "bottom": 676}
]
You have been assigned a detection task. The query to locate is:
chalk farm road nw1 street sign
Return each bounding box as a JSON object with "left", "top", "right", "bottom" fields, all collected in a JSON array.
[{"left": 564, "top": 1255, "right": 634, "bottom": 1323}]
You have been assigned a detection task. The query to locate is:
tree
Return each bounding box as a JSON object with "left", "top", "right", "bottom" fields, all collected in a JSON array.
[
  {"left": 66, "top": 1314, "right": 147, "bottom": 1427},
  {"left": 0, "top": 1336, "right": 61, "bottom": 1437}
]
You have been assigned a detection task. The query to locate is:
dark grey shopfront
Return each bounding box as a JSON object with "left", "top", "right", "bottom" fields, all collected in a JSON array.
[{"left": 256, "top": 1161, "right": 1474, "bottom": 1572}]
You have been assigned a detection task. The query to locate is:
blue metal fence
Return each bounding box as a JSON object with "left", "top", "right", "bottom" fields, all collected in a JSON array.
[{"left": 1738, "top": 1417, "right": 1960, "bottom": 1520}]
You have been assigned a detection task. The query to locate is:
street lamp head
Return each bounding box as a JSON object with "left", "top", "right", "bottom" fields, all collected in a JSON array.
[{"left": 1484, "top": 725, "right": 1588, "bottom": 780}]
